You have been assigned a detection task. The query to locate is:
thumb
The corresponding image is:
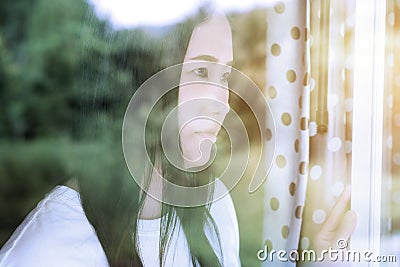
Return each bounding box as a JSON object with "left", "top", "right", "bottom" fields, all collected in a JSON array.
[{"left": 334, "top": 210, "right": 357, "bottom": 247}]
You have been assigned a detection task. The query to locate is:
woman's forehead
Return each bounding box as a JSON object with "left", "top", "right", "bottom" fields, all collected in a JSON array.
[{"left": 184, "top": 14, "right": 233, "bottom": 65}]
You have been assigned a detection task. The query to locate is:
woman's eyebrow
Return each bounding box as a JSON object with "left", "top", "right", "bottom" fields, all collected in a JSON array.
[{"left": 189, "top": 55, "right": 234, "bottom": 66}]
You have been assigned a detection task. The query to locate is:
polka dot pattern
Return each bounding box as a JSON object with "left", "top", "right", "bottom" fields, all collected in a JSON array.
[
  {"left": 312, "top": 209, "right": 327, "bottom": 224},
  {"left": 268, "top": 86, "right": 277, "bottom": 99},
  {"left": 264, "top": 239, "right": 273, "bottom": 250},
  {"left": 281, "top": 112, "right": 292, "bottom": 126},
  {"left": 264, "top": 1, "right": 310, "bottom": 257},
  {"left": 300, "top": 117, "right": 309, "bottom": 130},
  {"left": 274, "top": 2, "right": 286, "bottom": 14},
  {"left": 266, "top": 128, "right": 272, "bottom": 141},
  {"left": 286, "top": 70, "right": 297, "bottom": 83},
  {"left": 276, "top": 155, "right": 287, "bottom": 168},
  {"left": 387, "top": 136, "right": 392, "bottom": 149},
  {"left": 310, "top": 77, "right": 316, "bottom": 91},
  {"left": 300, "top": 237, "right": 310, "bottom": 250},
  {"left": 327, "top": 137, "right": 342, "bottom": 152},
  {"left": 289, "top": 182, "right": 296, "bottom": 196},
  {"left": 299, "top": 161, "right": 308, "bottom": 175},
  {"left": 310, "top": 165, "right": 322, "bottom": 180},
  {"left": 303, "top": 72, "right": 310, "bottom": 86},
  {"left": 271, "top": 43, "right": 281, "bottom": 56},
  {"left": 281, "top": 225, "right": 290, "bottom": 239},
  {"left": 290, "top": 27, "right": 301, "bottom": 40},
  {"left": 295, "top": 205, "right": 303, "bottom": 219},
  {"left": 345, "top": 140, "right": 352, "bottom": 153},
  {"left": 309, "top": 121, "right": 317, "bottom": 136},
  {"left": 304, "top": 28, "right": 310, "bottom": 41},
  {"left": 298, "top": 96, "right": 303, "bottom": 109},
  {"left": 270, "top": 197, "right": 280, "bottom": 211}
]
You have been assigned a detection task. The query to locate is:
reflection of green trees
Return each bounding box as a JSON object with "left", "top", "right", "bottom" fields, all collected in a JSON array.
[
  {"left": 0, "top": 0, "right": 163, "bottom": 140},
  {"left": 2, "top": 0, "right": 89, "bottom": 138}
]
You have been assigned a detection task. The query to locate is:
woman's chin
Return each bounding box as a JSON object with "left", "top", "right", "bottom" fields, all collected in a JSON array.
[{"left": 184, "top": 147, "right": 214, "bottom": 169}]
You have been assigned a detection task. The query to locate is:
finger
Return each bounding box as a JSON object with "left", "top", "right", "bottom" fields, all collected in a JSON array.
[
  {"left": 320, "top": 186, "right": 352, "bottom": 233},
  {"left": 334, "top": 210, "right": 357, "bottom": 245}
]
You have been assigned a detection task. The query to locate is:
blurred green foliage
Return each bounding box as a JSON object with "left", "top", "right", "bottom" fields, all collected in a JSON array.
[
  {"left": 0, "top": 0, "right": 267, "bottom": 265},
  {"left": 0, "top": 140, "right": 66, "bottom": 243},
  {"left": 0, "top": 0, "right": 163, "bottom": 140}
]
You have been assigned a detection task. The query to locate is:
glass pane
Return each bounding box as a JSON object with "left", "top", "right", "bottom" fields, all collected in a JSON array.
[{"left": 381, "top": 0, "right": 400, "bottom": 264}]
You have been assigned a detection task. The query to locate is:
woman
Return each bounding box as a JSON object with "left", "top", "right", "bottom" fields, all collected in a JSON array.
[{"left": 0, "top": 11, "right": 240, "bottom": 267}]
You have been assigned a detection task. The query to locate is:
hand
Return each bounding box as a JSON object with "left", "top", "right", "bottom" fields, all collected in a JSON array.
[{"left": 313, "top": 186, "right": 357, "bottom": 254}]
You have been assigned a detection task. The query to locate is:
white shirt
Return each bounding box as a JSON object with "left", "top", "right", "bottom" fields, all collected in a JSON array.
[{"left": 0, "top": 181, "right": 240, "bottom": 267}]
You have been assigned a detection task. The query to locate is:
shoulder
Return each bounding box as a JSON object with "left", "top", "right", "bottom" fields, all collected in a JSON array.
[
  {"left": 0, "top": 186, "right": 108, "bottom": 267},
  {"left": 209, "top": 179, "right": 241, "bottom": 266}
]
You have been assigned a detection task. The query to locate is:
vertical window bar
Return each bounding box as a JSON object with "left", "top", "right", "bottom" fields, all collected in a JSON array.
[{"left": 351, "top": 1, "right": 386, "bottom": 266}]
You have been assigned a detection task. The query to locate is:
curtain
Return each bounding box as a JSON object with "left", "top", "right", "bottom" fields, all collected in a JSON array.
[
  {"left": 300, "top": 0, "right": 355, "bottom": 253},
  {"left": 263, "top": 1, "right": 309, "bottom": 266},
  {"left": 262, "top": 1, "right": 355, "bottom": 265}
]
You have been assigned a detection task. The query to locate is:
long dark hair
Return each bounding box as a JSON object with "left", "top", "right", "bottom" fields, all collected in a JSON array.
[{"left": 79, "top": 8, "right": 226, "bottom": 267}]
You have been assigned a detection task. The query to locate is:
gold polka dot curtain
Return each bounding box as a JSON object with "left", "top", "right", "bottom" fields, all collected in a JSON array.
[
  {"left": 263, "top": 1, "right": 310, "bottom": 265},
  {"left": 263, "top": 1, "right": 355, "bottom": 264}
]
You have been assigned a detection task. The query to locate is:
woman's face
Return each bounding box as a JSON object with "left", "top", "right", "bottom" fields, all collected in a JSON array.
[{"left": 178, "top": 14, "right": 233, "bottom": 168}]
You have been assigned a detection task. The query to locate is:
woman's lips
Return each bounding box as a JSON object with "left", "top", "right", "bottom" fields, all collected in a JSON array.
[{"left": 195, "top": 131, "right": 218, "bottom": 142}]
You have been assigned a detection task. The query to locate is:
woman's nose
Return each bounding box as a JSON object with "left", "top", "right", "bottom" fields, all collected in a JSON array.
[
  {"left": 205, "top": 97, "right": 230, "bottom": 122},
  {"left": 207, "top": 82, "right": 229, "bottom": 112}
]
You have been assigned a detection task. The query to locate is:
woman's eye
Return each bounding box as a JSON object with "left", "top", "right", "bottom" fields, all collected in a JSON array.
[
  {"left": 192, "top": 67, "right": 208, "bottom": 78},
  {"left": 220, "top": 72, "right": 231, "bottom": 82}
]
